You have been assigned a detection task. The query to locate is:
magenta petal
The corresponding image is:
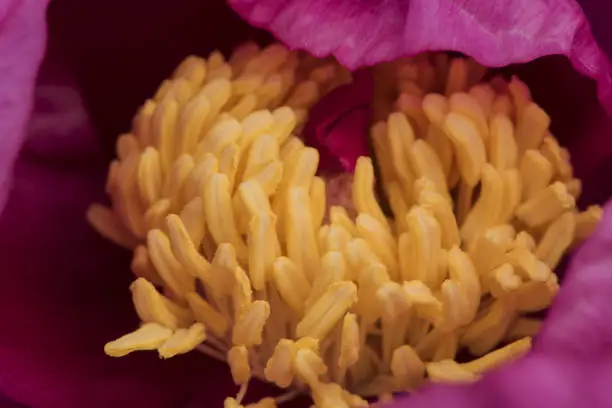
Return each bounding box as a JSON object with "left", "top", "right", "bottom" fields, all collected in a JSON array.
[
  {"left": 537, "top": 198, "right": 612, "bottom": 356},
  {"left": 0, "top": 0, "right": 47, "bottom": 213},
  {"left": 387, "top": 352, "right": 612, "bottom": 408},
  {"left": 302, "top": 69, "right": 373, "bottom": 174},
  {"left": 229, "top": 0, "right": 612, "bottom": 110}
]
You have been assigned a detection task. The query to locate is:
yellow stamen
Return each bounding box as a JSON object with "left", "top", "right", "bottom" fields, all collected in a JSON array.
[
  {"left": 130, "top": 277, "right": 193, "bottom": 329},
  {"left": 468, "top": 227, "right": 510, "bottom": 276},
  {"left": 329, "top": 206, "right": 359, "bottom": 236},
  {"left": 426, "top": 360, "right": 479, "bottom": 383},
  {"left": 444, "top": 112, "right": 487, "bottom": 187},
  {"left": 460, "top": 164, "right": 504, "bottom": 243},
  {"left": 535, "top": 211, "right": 575, "bottom": 269},
  {"left": 228, "top": 346, "right": 251, "bottom": 384},
  {"left": 310, "top": 177, "right": 327, "bottom": 229},
  {"left": 147, "top": 229, "right": 194, "bottom": 298},
  {"left": 410, "top": 139, "right": 451, "bottom": 203},
  {"left": 186, "top": 292, "right": 229, "bottom": 337},
  {"left": 390, "top": 345, "right": 425, "bottom": 389},
  {"left": 296, "top": 281, "right": 357, "bottom": 340},
  {"left": 461, "top": 337, "right": 531, "bottom": 373},
  {"left": 418, "top": 189, "right": 460, "bottom": 249},
  {"left": 203, "top": 173, "right": 248, "bottom": 262},
  {"left": 159, "top": 323, "right": 207, "bottom": 358},
  {"left": 166, "top": 214, "right": 211, "bottom": 282},
  {"left": 247, "top": 212, "right": 278, "bottom": 291},
  {"left": 515, "top": 181, "right": 576, "bottom": 228},
  {"left": 356, "top": 213, "right": 399, "bottom": 280},
  {"left": 515, "top": 275, "right": 559, "bottom": 313},
  {"left": 86, "top": 204, "right": 138, "bottom": 249},
  {"left": 295, "top": 348, "right": 327, "bottom": 388},
  {"left": 506, "top": 318, "right": 541, "bottom": 342},
  {"left": 404, "top": 206, "right": 443, "bottom": 287},
  {"left": 541, "top": 135, "right": 573, "bottom": 181},
  {"left": 515, "top": 103, "right": 550, "bottom": 153},
  {"left": 445, "top": 58, "right": 468, "bottom": 95},
  {"left": 519, "top": 150, "right": 553, "bottom": 200},
  {"left": 485, "top": 263, "right": 522, "bottom": 298},
  {"left": 574, "top": 205, "right": 603, "bottom": 246},
  {"left": 489, "top": 113, "right": 518, "bottom": 171},
  {"left": 233, "top": 300, "right": 271, "bottom": 346},
  {"left": 353, "top": 157, "right": 389, "bottom": 227},
  {"left": 449, "top": 92, "right": 489, "bottom": 144},
  {"left": 265, "top": 339, "right": 298, "bottom": 388},
  {"left": 338, "top": 313, "right": 360, "bottom": 369},
  {"left": 285, "top": 187, "right": 320, "bottom": 282},
  {"left": 91, "top": 46, "right": 603, "bottom": 407},
  {"left": 469, "top": 84, "right": 495, "bottom": 117},
  {"left": 131, "top": 245, "right": 164, "bottom": 285},
  {"left": 105, "top": 323, "right": 173, "bottom": 357},
  {"left": 386, "top": 113, "right": 416, "bottom": 195},
  {"left": 513, "top": 231, "right": 536, "bottom": 251},
  {"left": 508, "top": 75, "right": 531, "bottom": 119}
]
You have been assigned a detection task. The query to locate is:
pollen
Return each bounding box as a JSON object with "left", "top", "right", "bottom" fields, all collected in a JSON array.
[{"left": 89, "top": 44, "right": 602, "bottom": 407}]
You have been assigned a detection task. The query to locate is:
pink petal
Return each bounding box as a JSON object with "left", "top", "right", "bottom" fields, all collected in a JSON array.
[
  {"left": 537, "top": 198, "right": 612, "bottom": 356},
  {"left": 302, "top": 69, "right": 373, "bottom": 173},
  {"left": 0, "top": 0, "right": 47, "bottom": 214},
  {"left": 387, "top": 352, "right": 612, "bottom": 408},
  {"left": 229, "top": 0, "right": 612, "bottom": 110}
]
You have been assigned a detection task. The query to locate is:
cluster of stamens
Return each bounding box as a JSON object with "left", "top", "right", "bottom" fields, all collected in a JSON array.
[{"left": 88, "top": 43, "right": 603, "bottom": 408}]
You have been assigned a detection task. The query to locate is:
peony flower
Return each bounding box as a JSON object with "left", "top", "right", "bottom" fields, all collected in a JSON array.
[{"left": 1, "top": 0, "right": 612, "bottom": 407}]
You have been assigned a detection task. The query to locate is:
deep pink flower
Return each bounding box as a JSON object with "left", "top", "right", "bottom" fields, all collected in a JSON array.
[{"left": 1, "top": 0, "right": 612, "bottom": 407}]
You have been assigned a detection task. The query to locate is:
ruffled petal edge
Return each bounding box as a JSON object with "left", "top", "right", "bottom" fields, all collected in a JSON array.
[{"left": 229, "top": 0, "right": 612, "bottom": 111}]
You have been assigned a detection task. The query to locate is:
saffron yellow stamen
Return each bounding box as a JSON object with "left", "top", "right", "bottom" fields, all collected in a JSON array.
[
  {"left": 489, "top": 113, "right": 517, "bottom": 171},
  {"left": 186, "top": 292, "right": 229, "bottom": 337},
  {"left": 386, "top": 113, "right": 416, "bottom": 198},
  {"left": 131, "top": 245, "right": 163, "bottom": 285},
  {"left": 390, "top": 345, "right": 425, "bottom": 389},
  {"left": 444, "top": 112, "right": 487, "bottom": 187},
  {"left": 500, "top": 169, "right": 522, "bottom": 222},
  {"left": 426, "top": 360, "right": 479, "bottom": 383},
  {"left": 130, "top": 277, "right": 193, "bottom": 329},
  {"left": 449, "top": 92, "right": 489, "bottom": 144},
  {"left": 535, "top": 211, "right": 576, "bottom": 269},
  {"left": 228, "top": 345, "right": 252, "bottom": 385},
  {"left": 541, "top": 135, "right": 573, "bottom": 181},
  {"left": 515, "top": 181, "right": 576, "bottom": 228},
  {"left": 399, "top": 90, "right": 429, "bottom": 130},
  {"left": 90, "top": 47, "right": 602, "bottom": 407},
  {"left": 86, "top": 203, "right": 139, "bottom": 249},
  {"left": 461, "top": 164, "right": 504, "bottom": 243},
  {"left": 296, "top": 281, "right": 358, "bottom": 340},
  {"left": 515, "top": 103, "right": 550, "bottom": 153},
  {"left": 147, "top": 229, "right": 195, "bottom": 297},
  {"left": 469, "top": 84, "right": 495, "bottom": 117},
  {"left": 158, "top": 323, "right": 207, "bottom": 358},
  {"left": 574, "top": 205, "right": 603, "bottom": 246},
  {"left": 519, "top": 149, "right": 554, "bottom": 200},
  {"left": 104, "top": 323, "right": 174, "bottom": 357}
]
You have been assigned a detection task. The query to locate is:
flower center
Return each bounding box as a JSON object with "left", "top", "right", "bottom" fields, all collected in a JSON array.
[{"left": 87, "top": 43, "right": 603, "bottom": 408}]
